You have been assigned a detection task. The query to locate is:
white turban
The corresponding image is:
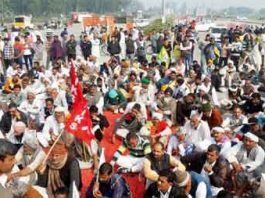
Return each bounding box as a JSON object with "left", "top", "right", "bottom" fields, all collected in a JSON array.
[
  {"left": 244, "top": 132, "right": 259, "bottom": 143},
  {"left": 13, "top": 121, "right": 26, "bottom": 134},
  {"left": 22, "top": 132, "right": 39, "bottom": 149},
  {"left": 54, "top": 106, "right": 65, "bottom": 113},
  {"left": 197, "top": 86, "right": 208, "bottom": 93},
  {"left": 212, "top": 127, "right": 225, "bottom": 133}
]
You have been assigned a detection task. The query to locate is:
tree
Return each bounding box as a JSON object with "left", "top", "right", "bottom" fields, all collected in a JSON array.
[{"left": 2, "top": 0, "right": 141, "bottom": 18}]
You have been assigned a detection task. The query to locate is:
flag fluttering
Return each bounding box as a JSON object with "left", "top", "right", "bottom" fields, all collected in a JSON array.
[{"left": 65, "top": 61, "right": 94, "bottom": 144}]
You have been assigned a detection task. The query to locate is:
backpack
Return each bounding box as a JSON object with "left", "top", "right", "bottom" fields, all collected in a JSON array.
[{"left": 111, "top": 174, "right": 131, "bottom": 198}]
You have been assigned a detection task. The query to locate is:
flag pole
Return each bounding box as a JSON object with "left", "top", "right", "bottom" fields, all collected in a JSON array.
[
  {"left": 96, "top": 148, "right": 105, "bottom": 183},
  {"left": 43, "top": 128, "right": 65, "bottom": 163}
]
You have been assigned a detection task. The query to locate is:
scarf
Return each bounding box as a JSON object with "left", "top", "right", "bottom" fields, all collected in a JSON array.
[{"left": 47, "top": 154, "right": 68, "bottom": 197}]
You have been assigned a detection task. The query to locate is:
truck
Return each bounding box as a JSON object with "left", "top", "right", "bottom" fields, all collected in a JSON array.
[{"left": 12, "top": 15, "right": 34, "bottom": 31}]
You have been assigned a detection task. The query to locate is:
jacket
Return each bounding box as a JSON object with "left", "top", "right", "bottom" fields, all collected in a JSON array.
[
  {"left": 145, "top": 182, "right": 185, "bottom": 198},
  {"left": 66, "top": 40, "right": 77, "bottom": 55},
  {"left": 107, "top": 41, "right": 121, "bottom": 55},
  {"left": 125, "top": 39, "right": 135, "bottom": 54},
  {"left": 51, "top": 40, "right": 64, "bottom": 59},
  {"left": 80, "top": 41, "right": 92, "bottom": 57},
  {"left": 0, "top": 110, "right": 28, "bottom": 134},
  {"left": 37, "top": 155, "right": 82, "bottom": 196},
  {"left": 146, "top": 153, "right": 171, "bottom": 173},
  {"left": 201, "top": 107, "right": 223, "bottom": 129},
  {"left": 86, "top": 174, "right": 130, "bottom": 198},
  {"left": 181, "top": 152, "right": 232, "bottom": 188},
  {"left": 144, "top": 153, "right": 185, "bottom": 182}
]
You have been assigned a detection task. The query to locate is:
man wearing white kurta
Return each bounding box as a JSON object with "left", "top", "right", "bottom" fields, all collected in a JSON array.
[
  {"left": 133, "top": 79, "right": 156, "bottom": 108},
  {"left": 119, "top": 29, "right": 126, "bottom": 59},
  {"left": 41, "top": 106, "right": 65, "bottom": 146},
  {"left": 227, "top": 132, "right": 265, "bottom": 196},
  {"left": 51, "top": 87, "right": 68, "bottom": 112},
  {"left": 183, "top": 113, "right": 211, "bottom": 151},
  {"left": 19, "top": 91, "right": 41, "bottom": 118}
]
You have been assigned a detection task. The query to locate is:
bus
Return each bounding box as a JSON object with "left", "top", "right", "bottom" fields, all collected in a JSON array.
[{"left": 13, "top": 15, "right": 34, "bottom": 31}]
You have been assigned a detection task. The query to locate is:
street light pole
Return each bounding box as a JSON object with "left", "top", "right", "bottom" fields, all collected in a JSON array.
[
  {"left": 1, "top": 0, "right": 4, "bottom": 25},
  {"left": 162, "top": 0, "right": 166, "bottom": 24}
]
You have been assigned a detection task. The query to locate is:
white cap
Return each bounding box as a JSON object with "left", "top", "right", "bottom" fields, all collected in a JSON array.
[
  {"left": 228, "top": 60, "right": 234, "bottom": 65},
  {"left": 229, "top": 86, "right": 238, "bottom": 92},
  {"left": 152, "top": 112, "right": 163, "bottom": 121},
  {"left": 224, "top": 127, "right": 232, "bottom": 132},
  {"left": 14, "top": 121, "right": 26, "bottom": 129},
  {"left": 130, "top": 68, "right": 138, "bottom": 74},
  {"left": 170, "top": 67, "right": 177, "bottom": 73},
  {"left": 51, "top": 84, "right": 59, "bottom": 92},
  {"left": 22, "top": 132, "right": 39, "bottom": 149},
  {"left": 197, "top": 86, "right": 208, "bottom": 93},
  {"left": 27, "top": 88, "right": 36, "bottom": 95},
  {"left": 244, "top": 132, "right": 259, "bottom": 142},
  {"left": 54, "top": 106, "right": 65, "bottom": 113},
  {"left": 212, "top": 127, "right": 225, "bottom": 133},
  {"left": 201, "top": 74, "right": 210, "bottom": 81}
]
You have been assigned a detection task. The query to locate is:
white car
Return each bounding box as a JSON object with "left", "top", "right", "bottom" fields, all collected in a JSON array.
[
  {"left": 209, "top": 26, "right": 227, "bottom": 43},
  {"left": 195, "top": 22, "right": 215, "bottom": 32}
]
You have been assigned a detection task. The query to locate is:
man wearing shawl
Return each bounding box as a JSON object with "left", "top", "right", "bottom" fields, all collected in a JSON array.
[{"left": 37, "top": 141, "right": 82, "bottom": 197}]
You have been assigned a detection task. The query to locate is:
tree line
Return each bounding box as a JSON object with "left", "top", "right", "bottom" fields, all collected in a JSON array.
[{"left": 2, "top": 0, "right": 136, "bottom": 18}]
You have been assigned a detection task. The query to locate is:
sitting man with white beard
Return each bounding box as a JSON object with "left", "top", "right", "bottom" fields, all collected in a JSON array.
[{"left": 7, "top": 121, "right": 27, "bottom": 149}]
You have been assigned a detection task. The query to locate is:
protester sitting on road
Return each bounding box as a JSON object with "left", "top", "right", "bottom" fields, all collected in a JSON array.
[
  {"left": 110, "top": 132, "right": 151, "bottom": 174},
  {"left": 86, "top": 163, "right": 131, "bottom": 198}
]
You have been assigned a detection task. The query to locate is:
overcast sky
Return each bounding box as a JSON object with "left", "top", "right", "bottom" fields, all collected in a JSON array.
[{"left": 141, "top": 0, "right": 265, "bottom": 10}]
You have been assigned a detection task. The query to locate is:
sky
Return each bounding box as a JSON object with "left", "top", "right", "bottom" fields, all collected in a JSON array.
[{"left": 141, "top": 0, "right": 265, "bottom": 10}]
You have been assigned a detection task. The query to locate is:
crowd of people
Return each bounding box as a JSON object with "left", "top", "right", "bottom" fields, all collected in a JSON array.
[{"left": 0, "top": 20, "right": 264, "bottom": 198}]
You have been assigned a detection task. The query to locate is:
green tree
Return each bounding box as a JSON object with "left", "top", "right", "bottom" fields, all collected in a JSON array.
[{"left": 3, "top": 0, "right": 141, "bottom": 18}]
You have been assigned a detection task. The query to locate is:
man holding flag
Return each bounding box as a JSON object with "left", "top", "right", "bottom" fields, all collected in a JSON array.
[
  {"left": 37, "top": 140, "right": 82, "bottom": 197},
  {"left": 37, "top": 61, "right": 97, "bottom": 197}
]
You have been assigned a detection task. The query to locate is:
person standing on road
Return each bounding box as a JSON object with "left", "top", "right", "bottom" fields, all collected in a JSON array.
[
  {"left": 107, "top": 35, "right": 121, "bottom": 63},
  {"left": 125, "top": 34, "right": 136, "bottom": 64},
  {"left": 2, "top": 38, "right": 14, "bottom": 75},
  {"left": 119, "top": 28, "right": 126, "bottom": 59},
  {"left": 199, "top": 34, "right": 210, "bottom": 73},
  {"left": 23, "top": 34, "right": 34, "bottom": 71},
  {"left": 230, "top": 36, "right": 243, "bottom": 71},
  {"left": 51, "top": 35, "right": 64, "bottom": 63},
  {"left": 45, "top": 35, "right": 53, "bottom": 69},
  {"left": 32, "top": 35, "right": 44, "bottom": 66},
  {"left": 204, "top": 37, "right": 222, "bottom": 68},
  {"left": 80, "top": 34, "right": 92, "bottom": 60},
  {"left": 65, "top": 34, "right": 77, "bottom": 61},
  {"left": 13, "top": 36, "right": 24, "bottom": 68},
  {"left": 136, "top": 35, "right": 146, "bottom": 64},
  {"left": 180, "top": 35, "right": 193, "bottom": 76}
]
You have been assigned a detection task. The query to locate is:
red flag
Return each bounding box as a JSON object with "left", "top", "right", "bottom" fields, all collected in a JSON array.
[
  {"left": 70, "top": 62, "right": 86, "bottom": 107},
  {"left": 65, "top": 61, "right": 94, "bottom": 144}
]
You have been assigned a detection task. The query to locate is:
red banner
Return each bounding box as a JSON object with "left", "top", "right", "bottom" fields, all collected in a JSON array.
[{"left": 65, "top": 62, "right": 94, "bottom": 144}]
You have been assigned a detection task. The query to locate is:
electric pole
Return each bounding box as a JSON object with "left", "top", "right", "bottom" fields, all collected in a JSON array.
[
  {"left": 162, "top": 0, "right": 166, "bottom": 24},
  {"left": 1, "top": 0, "right": 4, "bottom": 25}
]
